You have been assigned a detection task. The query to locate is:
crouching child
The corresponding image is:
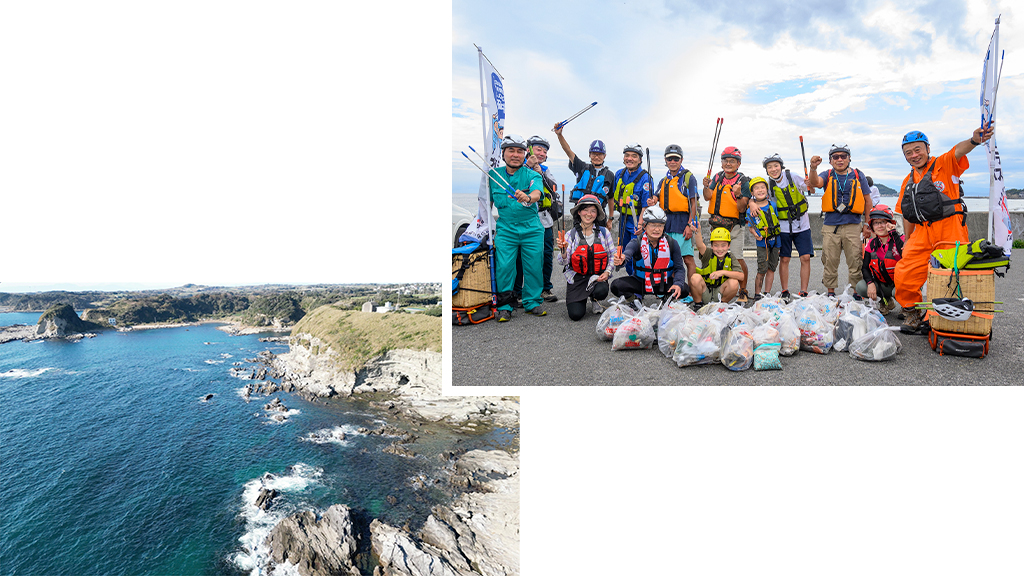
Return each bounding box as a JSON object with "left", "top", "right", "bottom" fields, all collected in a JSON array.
[
  {"left": 856, "top": 204, "right": 904, "bottom": 315},
  {"left": 689, "top": 221, "right": 743, "bottom": 306},
  {"left": 610, "top": 206, "right": 688, "bottom": 303}
]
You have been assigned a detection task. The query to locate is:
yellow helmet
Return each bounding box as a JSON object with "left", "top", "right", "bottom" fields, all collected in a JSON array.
[
  {"left": 748, "top": 176, "right": 769, "bottom": 195},
  {"left": 709, "top": 227, "right": 732, "bottom": 243}
]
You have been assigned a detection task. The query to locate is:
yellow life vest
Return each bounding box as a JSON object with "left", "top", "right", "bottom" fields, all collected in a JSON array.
[
  {"left": 696, "top": 252, "right": 734, "bottom": 288},
  {"left": 658, "top": 170, "right": 692, "bottom": 214},
  {"left": 612, "top": 169, "right": 648, "bottom": 216},
  {"left": 822, "top": 168, "right": 865, "bottom": 214},
  {"left": 770, "top": 170, "right": 808, "bottom": 221}
]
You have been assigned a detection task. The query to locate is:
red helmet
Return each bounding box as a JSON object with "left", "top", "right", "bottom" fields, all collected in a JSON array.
[
  {"left": 721, "top": 146, "right": 742, "bottom": 161},
  {"left": 869, "top": 204, "right": 895, "bottom": 224}
]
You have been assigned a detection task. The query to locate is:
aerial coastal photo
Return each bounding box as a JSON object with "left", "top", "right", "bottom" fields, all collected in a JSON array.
[
  {"left": 0, "top": 284, "right": 519, "bottom": 575},
  {"left": 2, "top": 3, "right": 518, "bottom": 574}
]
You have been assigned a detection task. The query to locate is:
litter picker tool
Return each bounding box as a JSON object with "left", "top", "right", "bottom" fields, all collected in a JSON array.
[
  {"left": 461, "top": 150, "right": 518, "bottom": 201},
  {"left": 705, "top": 118, "right": 723, "bottom": 179},
  {"left": 552, "top": 101, "right": 598, "bottom": 132},
  {"left": 559, "top": 184, "right": 566, "bottom": 244}
]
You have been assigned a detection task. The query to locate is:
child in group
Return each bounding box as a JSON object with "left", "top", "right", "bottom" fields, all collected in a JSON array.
[
  {"left": 689, "top": 221, "right": 743, "bottom": 307},
  {"left": 610, "top": 206, "right": 687, "bottom": 303},
  {"left": 856, "top": 204, "right": 904, "bottom": 316},
  {"left": 702, "top": 146, "right": 751, "bottom": 301},
  {"left": 556, "top": 194, "right": 615, "bottom": 321},
  {"left": 763, "top": 154, "right": 813, "bottom": 299},
  {"left": 745, "top": 177, "right": 781, "bottom": 300}
]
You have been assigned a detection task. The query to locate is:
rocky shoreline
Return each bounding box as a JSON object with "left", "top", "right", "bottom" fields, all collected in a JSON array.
[{"left": 253, "top": 335, "right": 519, "bottom": 576}]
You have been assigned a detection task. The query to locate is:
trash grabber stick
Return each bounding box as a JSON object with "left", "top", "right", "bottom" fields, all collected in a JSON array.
[
  {"left": 559, "top": 184, "right": 566, "bottom": 243},
  {"left": 706, "top": 118, "right": 723, "bottom": 179},
  {"left": 467, "top": 145, "right": 514, "bottom": 189},
  {"left": 552, "top": 101, "right": 598, "bottom": 131},
  {"left": 461, "top": 151, "right": 517, "bottom": 199},
  {"left": 799, "top": 136, "right": 809, "bottom": 180}
]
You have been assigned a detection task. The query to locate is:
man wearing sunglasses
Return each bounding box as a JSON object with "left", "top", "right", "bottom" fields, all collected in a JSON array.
[{"left": 808, "top": 144, "right": 873, "bottom": 297}]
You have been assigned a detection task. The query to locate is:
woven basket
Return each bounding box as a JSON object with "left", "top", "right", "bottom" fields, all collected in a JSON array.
[
  {"left": 452, "top": 249, "right": 493, "bottom": 309},
  {"left": 925, "top": 267, "right": 994, "bottom": 335}
]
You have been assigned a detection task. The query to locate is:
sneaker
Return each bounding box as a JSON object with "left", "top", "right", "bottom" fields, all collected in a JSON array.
[
  {"left": 737, "top": 289, "right": 750, "bottom": 303},
  {"left": 542, "top": 290, "right": 558, "bottom": 302},
  {"left": 512, "top": 299, "right": 524, "bottom": 309},
  {"left": 852, "top": 293, "right": 864, "bottom": 301},
  {"left": 592, "top": 300, "right": 604, "bottom": 315},
  {"left": 753, "top": 293, "right": 763, "bottom": 302},
  {"left": 798, "top": 291, "right": 809, "bottom": 298},
  {"left": 524, "top": 306, "right": 547, "bottom": 316},
  {"left": 780, "top": 290, "right": 791, "bottom": 300},
  {"left": 827, "top": 292, "right": 836, "bottom": 299},
  {"left": 879, "top": 300, "right": 896, "bottom": 316},
  {"left": 496, "top": 310, "right": 512, "bottom": 322}
]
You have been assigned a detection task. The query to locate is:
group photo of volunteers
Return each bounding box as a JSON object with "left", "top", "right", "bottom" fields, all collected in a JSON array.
[
  {"left": 453, "top": 115, "right": 1010, "bottom": 369},
  {"left": 452, "top": 18, "right": 1015, "bottom": 380}
]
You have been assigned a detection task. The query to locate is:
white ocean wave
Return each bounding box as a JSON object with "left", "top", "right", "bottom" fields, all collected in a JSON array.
[
  {"left": 204, "top": 359, "right": 224, "bottom": 365},
  {"left": 231, "top": 463, "right": 322, "bottom": 575},
  {"left": 263, "top": 409, "right": 301, "bottom": 425},
  {"left": 0, "top": 368, "right": 55, "bottom": 379},
  {"left": 220, "top": 353, "right": 233, "bottom": 359},
  {"left": 299, "top": 425, "right": 362, "bottom": 446}
]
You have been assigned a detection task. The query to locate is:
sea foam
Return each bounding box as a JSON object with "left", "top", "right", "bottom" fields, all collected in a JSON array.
[
  {"left": 299, "top": 425, "right": 363, "bottom": 446},
  {"left": 232, "top": 463, "right": 323, "bottom": 575},
  {"left": 1, "top": 368, "right": 55, "bottom": 379}
]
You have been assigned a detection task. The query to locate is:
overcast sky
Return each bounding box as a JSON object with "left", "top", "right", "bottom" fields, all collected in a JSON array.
[
  {"left": 2, "top": 2, "right": 446, "bottom": 292},
  {"left": 453, "top": 0, "right": 1021, "bottom": 198}
]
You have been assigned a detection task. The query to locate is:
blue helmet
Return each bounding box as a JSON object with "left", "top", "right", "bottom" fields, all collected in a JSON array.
[
  {"left": 589, "top": 140, "right": 606, "bottom": 154},
  {"left": 902, "top": 131, "right": 929, "bottom": 147}
]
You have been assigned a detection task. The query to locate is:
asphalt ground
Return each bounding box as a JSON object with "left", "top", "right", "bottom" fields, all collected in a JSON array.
[{"left": 452, "top": 249, "right": 1024, "bottom": 386}]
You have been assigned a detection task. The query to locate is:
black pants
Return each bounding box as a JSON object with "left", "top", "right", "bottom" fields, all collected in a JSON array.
[
  {"left": 565, "top": 276, "right": 609, "bottom": 321},
  {"left": 610, "top": 275, "right": 686, "bottom": 299}
]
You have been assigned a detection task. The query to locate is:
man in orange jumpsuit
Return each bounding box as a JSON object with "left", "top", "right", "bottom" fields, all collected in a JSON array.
[{"left": 894, "top": 122, "right": 995, "bottom": 332}]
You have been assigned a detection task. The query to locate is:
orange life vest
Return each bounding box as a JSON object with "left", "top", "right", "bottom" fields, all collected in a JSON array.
[
  {"left": 821, "top": 168, "right": 866, "bottom": 214},
  {"left": 708, "top": 171, "right": 741, "bottom": 220},
  {"left": 658, "top": 170, "right": 692, "bottom": 214}
]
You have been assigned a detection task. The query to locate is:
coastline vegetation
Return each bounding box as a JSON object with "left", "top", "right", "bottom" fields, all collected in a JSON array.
[
  {"left": 292, "top": 305, "right": 441, "bottom": 372},
  {"left": 3, "top": 284, "right": 441, "bottom": 329}
]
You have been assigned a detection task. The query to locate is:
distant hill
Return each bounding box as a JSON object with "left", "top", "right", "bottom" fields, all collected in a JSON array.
[{"left": 876, "top": 183, "right": 898, "bottom": 196}]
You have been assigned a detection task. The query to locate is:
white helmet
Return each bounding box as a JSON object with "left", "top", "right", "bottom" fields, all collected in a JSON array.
[{"left": 644, "top": 206, "right": 667, "bottom": 225}]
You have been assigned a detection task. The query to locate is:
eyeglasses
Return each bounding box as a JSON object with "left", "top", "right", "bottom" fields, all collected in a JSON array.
[
  {"left": 665, "top": 156, "right": 682, "bottom": 161},
  {"left": 830, "top": 153, "right": 849, "bottom": 160}
]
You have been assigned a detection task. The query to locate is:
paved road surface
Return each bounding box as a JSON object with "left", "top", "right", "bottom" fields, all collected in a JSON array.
[{"left": 453, "top": 249, "right": 1023, "bottom": 386}]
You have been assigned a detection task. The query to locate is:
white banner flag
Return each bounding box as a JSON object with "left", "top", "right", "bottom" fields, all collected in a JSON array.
[
  {"left": 459, "top": 48, "right": 505, "bottom": 245},
  {"left": 982, "top": 16, "right": 1011, "bottom": 254}
]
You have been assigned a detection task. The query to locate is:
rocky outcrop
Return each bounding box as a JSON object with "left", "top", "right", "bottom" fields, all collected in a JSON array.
[
  {"left": 372, "top": 450, "right": 520, "bottom": 576},
  {"left": 274, "top": 337, "right": 518, "bottom": 428},
  {"left": 265, "top": 504, "right": 361, "bottom": 576},
  {"left": 35, "top": 304, "right": 102, "bottom": 339}
]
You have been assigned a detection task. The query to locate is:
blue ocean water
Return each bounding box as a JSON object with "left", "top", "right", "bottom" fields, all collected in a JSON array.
[{"left": 0, "top": 320, "right": 481, "bottom": 575}]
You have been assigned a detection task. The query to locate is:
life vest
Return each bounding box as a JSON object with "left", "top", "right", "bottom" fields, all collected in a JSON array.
[
  {"left": 751, "top": 204, "right": 781, "bottom": 241},
  {"left": 865, "top": 234, "right": 904, "bottom": 285},
  {"left": 537, "top": 166, "right": 556, "bottom": 209},
  {"left": 568, "top": 225, "right": 609, "bottom": 276},
  {"left": 570, "top": 164, "right": 608, "bottom": 202},
  {"left": 658, "top": 170, "right": 693, "bottom": 214},
  {"left": 822, "top": 168, "right": 865, "bottom": 214},
  {"left": 613, "top": 168, "right": 649, "bottom": 218},
  {"left": 708, "top": 171, "right": 742, "bottom": 220},
  {"left": 697, "top": 252, "right": 734, "bottom": 288},
  {"left": 632, "top": 233, "right": 673, "bottom": 294},
  {"left": 770, "top": 170, "right": 808, "bottom": 222},
  {"left": 900, "top": 159, "right": 967, "bottom": 225}
]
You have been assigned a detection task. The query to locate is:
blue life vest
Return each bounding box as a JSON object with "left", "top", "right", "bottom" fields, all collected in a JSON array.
[{"left": 571, "top": 165, "right": 608, "bottom": 202}]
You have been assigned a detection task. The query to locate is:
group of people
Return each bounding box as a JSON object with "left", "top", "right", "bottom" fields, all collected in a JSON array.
[{"left": 484, "top": 120, "right": 995, "bottom": 334}]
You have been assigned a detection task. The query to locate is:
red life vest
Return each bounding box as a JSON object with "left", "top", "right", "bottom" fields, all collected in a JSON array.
[
  {"left": 569, "top": 225, "right": 609, "bottom": 276},
  {"left": 865, "top": 234, "right": 904, "bottom": 285},
  {"left": 633, "top": 233, "right": 673, "bottom": 294}
]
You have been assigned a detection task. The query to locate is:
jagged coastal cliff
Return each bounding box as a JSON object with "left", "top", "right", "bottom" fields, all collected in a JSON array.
[{"left": 259, "top": 306, "right": 519, "bottom": 576}]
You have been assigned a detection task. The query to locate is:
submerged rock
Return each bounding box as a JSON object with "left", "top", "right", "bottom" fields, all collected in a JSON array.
[
  {"left": 254, "top": 487, "right": 278, "bottom": 511},
  {"left": 265, "top": 504, "right": 361, "bottom": 576}
]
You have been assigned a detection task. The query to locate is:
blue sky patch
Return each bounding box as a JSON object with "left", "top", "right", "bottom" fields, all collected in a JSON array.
[{"left": 746, "top": 78, "right": 828, "bottom": 105}]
